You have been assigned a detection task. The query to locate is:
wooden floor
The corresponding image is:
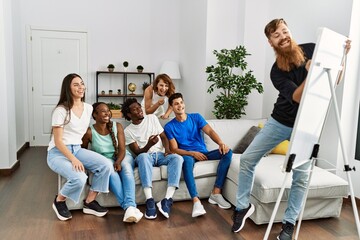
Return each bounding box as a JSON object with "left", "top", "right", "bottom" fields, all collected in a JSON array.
[{"left": 0, "top": 147, "right": 359, "bottom": 240}]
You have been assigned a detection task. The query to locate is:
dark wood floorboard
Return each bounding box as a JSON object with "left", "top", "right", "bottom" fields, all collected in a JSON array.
[{"left": 0, "top": 147, "right": 359, "bottom": 240}]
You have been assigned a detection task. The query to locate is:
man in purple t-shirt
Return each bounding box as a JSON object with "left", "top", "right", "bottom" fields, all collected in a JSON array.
[{"left": 164, "top": 92, "right": 233, "bottom": 218}]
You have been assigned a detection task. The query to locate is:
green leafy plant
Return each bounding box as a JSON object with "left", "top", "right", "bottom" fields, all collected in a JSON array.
[
  {"left": 123, "top": 61, "right": 129, "bottom": 67},
  {"left": 107, "top": 64, "right": 115, "bottom": 68},
  {"left": 206, "top": 45, "right": 263, "bottom": 119},
  {"left": 142, "top": 81, "right": 150, "bottom": 91},
  {"left": 107, "top": 102, "right": 121, "bottom": 110},
  {"left": 137, "top": 65, "right": 144, "bottom": 73}
]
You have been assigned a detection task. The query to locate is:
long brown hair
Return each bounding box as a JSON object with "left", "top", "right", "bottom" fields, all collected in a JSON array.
[
  {"left": 153, "top": 73, "right": 175, "bottom": 97},
  {"left": 55, "top": 73, "right": 85, "bottom": 126},
  {"left": 92, "top": 102, "right": 119, "bottom": 158}
]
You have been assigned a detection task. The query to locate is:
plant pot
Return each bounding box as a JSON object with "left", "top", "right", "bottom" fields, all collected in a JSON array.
[
  {"left": 137, "top": 69, "right": 143, "bottom": 73},
  {"left": 110, "top": 109, "right": 122, "bottom": 118},
  {"left": 108, "top": 68, "right": 114, "bottom": 72}
]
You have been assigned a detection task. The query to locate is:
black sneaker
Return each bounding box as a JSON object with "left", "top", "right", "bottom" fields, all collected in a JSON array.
[
  {"left": 277, "top": 221, "right": 294, "bottom": 240},
  {"left": 52, "top": 195, "right": 72, "bottom": 221},
  {"left": 157, "top": 198, "right": 173, "bottom": 218},
  {"left": 145, "top": 198, "right": 157, "bottom": 219},
  {"left": 231, "top": 203, "right": 255, "bottom": 232},
  {"left": 83, "top": 200, "right": 108, "bottom": 217}
]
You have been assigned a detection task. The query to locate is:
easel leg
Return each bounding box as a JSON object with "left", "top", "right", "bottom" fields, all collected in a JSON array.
[
  {"left": 326, "top": 69, "right": 360, "bottom": 238},
  {"left": 263, "top": 173, "right": 291, "bottom": 240}
]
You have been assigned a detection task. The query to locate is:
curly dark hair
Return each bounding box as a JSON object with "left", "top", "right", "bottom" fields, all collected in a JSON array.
[{"left": 121, "top": 98, "right": 140, "bottom": 121}]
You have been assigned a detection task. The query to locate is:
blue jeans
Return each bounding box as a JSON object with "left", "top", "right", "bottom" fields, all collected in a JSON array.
[
  {"left": 47, "top": 145, "right": 112, "bottom": 204},
  {"left": 236, "top": 117, "right": 310, "bottom": 225},
  {"left": 108, "top": 152, "right": 136, "bottom": 210},
  {"left": 135, "top": 152, "right": 183, "bottom": 188},
  {"left": 183, "top": 149, "right": 232, "bottom": 198}
]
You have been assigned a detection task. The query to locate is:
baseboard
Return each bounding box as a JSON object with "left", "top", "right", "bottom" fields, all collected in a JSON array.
[
  {"left": 0, "top": 142, "right": 29, "bottom": 177},
  {"left": 17, "top": 142, "right": 30, "bottom": 159},
  {"left": 0, "top": 160, "right": 20, "bottom": 176}
]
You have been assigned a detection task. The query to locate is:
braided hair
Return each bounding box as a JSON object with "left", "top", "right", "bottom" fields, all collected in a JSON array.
[{"left": 92, "top": 102, "right": 119, "bottom": 158}]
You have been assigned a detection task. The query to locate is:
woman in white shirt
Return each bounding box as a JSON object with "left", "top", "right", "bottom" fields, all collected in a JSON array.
[
  {"left": 47, "top": 73, "right": 112, "bottom": 221},
  {"left": 141, "top": 74, "right": 175, "bottom": 119}
]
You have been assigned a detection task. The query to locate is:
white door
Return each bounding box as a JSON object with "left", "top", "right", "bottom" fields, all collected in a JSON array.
[{"left": 28, "top": 27, "right": 88, "bottom": 146}]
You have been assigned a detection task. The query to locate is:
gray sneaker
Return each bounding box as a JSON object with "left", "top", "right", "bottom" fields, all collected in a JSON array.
[{"left": 208, "top": 193, "right": 231, "bottom": 209}]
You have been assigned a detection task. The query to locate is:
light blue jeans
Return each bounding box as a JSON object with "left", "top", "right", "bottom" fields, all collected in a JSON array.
[
  {"left": 47, "top": 145, "right": 112, "bottom": 204},
  {"left": 236, "top": 117, "right": 310, "bottom": 225},
  {"left": 135, "top": 152, "right": 183, "bottom": 189},
  {"left": 108, "top": 152, "right": 137, "bottom": 210}
]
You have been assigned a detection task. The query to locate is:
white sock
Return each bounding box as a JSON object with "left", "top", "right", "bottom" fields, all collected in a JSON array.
[
  {"left": 144, "top": 187, "right": 153, "bottom": 199},
  {"left": 165, "top": 186, "right": 176, "bottom": 199}
]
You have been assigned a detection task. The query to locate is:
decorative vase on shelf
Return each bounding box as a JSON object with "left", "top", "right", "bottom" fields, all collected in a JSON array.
[
  {"left": 107, "top": 64, "right": 115, "bottom": 72},
  {"left": 123, "top": 61, "right": 129, "bottom": 72},
  {"left": 128, "top": 83, "right": 136, "bottom": 95}
]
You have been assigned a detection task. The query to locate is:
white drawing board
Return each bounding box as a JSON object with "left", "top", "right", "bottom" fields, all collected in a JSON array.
[{"left": 283, "top": 27, "right": 348, "bottom": 171}]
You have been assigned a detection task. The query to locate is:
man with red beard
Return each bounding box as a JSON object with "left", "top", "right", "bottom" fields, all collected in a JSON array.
[{"left": 231, "top": 18, "right": 351, "bottom": 240}]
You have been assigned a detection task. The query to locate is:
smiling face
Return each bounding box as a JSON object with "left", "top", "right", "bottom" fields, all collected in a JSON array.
[
  {"left": 70, "top": 77, "right": 86, "bottom": 100},
  {"left": 268, "top": 22, "right": 293, "bottom": 51},
  {"left": 93, "top": 103, "right": 111, "bottom": 124},
  {"left": 127, "top": 102, "right": 144, "bottom": 121},
  {"left": 156, "top": 79, "right": 169, "bottom": 96},
  {"left": 170, "top": 97, "right": 185, "bottom": 115}
]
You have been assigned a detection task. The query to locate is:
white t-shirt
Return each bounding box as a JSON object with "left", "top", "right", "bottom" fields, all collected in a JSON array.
[
  {"left": 124, "top": 114, "right": 164, "bottom": 153},
  {"left": 47, "top": 103, "right": 93, "bottom": 151},
  {"left": 141, "top": 90, "right": 168, "bottom": 118}
]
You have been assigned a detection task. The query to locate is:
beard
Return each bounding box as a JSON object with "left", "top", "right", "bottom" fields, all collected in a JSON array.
[{"left": 273, "top": 38, "right": 305, "bottom": 72}]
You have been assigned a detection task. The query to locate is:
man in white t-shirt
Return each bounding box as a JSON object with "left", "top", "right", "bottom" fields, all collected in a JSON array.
[{"left": 122, "top": 98, "right": 183, "bottom": 220}]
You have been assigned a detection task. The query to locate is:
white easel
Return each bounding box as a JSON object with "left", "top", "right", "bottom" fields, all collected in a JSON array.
[{"left": 263, "top": 30, "right": 360, "bottom": 240}]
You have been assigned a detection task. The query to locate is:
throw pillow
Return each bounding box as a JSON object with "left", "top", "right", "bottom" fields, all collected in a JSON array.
[
  {"left": 271, "top": 140, "right": 289, "bottom": 155},
  {"left": 233, "top": 126, "right": 261, "bottom": 154}
]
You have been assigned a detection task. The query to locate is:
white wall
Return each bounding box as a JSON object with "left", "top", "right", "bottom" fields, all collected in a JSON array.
[{"left": 0, "top": 0, "right": 17, "bottom": 169}]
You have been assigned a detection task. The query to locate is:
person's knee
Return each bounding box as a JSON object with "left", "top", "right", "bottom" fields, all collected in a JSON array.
[{"left": 71, "top": 175, "right": 87, "bottom": 188}]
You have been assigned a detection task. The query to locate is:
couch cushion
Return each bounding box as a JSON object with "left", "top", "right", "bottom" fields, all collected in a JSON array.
[
  {"left": 233, "top": 126, "right": 261, "bottom": 154},
  {"left": 204, "top": 119, "right": 267, "bottom": 151},
  {"left": 161, "top": 160, "right": 220, "bottom": 180},
  {"left": 227, "top": 154, "right": 348, "bottom": 203}
]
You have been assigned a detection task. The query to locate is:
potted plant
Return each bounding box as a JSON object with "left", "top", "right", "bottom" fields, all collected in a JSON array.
[
  {"left": 206, "top": 45, "right": 264, "bottom": 119},
  {"left": 123, "top": 61, "right": 129, "bottom": 71},
  {"left": 142, "top": 81, "right": 150, "bottom": 91},
  {"left": 107, "top": 64, "right": 115, "bottom": 72},
  {"left": 107, "top": 102, "right": 122, "bottom": 118},
  {"left": 117, "top": 89, "right": 122, "bottom": 95},
  {"left": 137, "top": 65, "right": 144, "bottom": 73},
  {"left": 108, "top": 90, "right": 113, "bottom": 95}
]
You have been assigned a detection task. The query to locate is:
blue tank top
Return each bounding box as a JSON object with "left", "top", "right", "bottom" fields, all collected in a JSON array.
[{"left": 90, "top": 123, "right": 118, "bottom": 159}]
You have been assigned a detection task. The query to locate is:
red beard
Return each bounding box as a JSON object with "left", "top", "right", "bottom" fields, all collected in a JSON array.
[{"left": 273, "top": 38, "right": 305, "bottom": 72}]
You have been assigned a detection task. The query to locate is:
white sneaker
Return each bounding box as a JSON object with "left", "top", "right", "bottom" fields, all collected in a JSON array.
[
  {"left": 192, "top": 201, "right": 206, "bottom": 217},
  {"left": 208, "top": 193, "right": 231, "bottom": 209},
  {"left": 123, "top": 206, "right": 143, "bottom": 223}
]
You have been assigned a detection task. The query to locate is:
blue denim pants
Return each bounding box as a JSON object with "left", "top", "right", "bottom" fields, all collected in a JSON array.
[
  {"left": 236, "top": 117, "right": 310, "bottom": 225},
  {"left": 47, "top": 145, "right": 112, "bottom": 204},
  {"left": 108, "top": 152, "right": 137, "bottom": 210},
  {"left": 182, "top": 149, "right": 232, "bottom": 198},
  {"left": 135, "top": 152, "right": 183, "bottom": 188}
]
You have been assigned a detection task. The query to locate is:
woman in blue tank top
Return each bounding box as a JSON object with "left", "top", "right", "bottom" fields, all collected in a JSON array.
[{"left": 82, "top": 102, "right": 143, "bottom": 223}]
